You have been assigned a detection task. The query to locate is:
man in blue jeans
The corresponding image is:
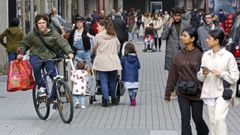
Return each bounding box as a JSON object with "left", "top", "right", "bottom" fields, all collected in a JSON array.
[{"left": 17, "top": 14, "right": 74, "bottom": 97}]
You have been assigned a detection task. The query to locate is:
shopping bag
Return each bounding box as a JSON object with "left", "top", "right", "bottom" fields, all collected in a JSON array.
[{"left": 7, "top": 59, "right": 35, "bottom": 92}]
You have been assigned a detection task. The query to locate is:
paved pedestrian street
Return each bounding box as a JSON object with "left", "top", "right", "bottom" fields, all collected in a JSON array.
[{"left": 1, "top": 41, "right": 240, "bottom": 135}]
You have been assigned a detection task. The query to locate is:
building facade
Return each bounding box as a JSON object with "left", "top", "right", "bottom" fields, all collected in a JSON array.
[{"left": 1, "top": 0, "right": 236, "bottom": 73}]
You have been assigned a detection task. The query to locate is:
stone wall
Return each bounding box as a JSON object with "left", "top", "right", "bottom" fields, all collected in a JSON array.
[{"left": 0, "top": 0, "right": 8, "bottom": 74}]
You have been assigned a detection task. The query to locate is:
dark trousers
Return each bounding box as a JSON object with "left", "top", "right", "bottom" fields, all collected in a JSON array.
[
  {"left": 30, "top": 55, "right": 57, "bottom": 88},
  {"left": 154, "top": 37, "right": 161, "bottom": 50},
  {"left": 178, "top": 96, "right": 209, "bottom": 135},
  {"left": 7, "top": 52, "right": 17, "bottom": 62}
]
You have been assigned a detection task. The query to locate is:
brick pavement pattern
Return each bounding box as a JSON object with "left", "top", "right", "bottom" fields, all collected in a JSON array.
[{"left": 0, "top": 41, "right": 240, "bottom": 135}]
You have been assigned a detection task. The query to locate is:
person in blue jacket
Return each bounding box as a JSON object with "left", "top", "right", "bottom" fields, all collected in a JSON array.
[{"left": 121, "top": 42, "right": 140, "bottom": 106}]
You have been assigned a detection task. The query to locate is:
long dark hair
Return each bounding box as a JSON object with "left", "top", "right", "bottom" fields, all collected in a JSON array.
[
  {"left": 182, "top": 27, "right": 203, "bottom": 52},
  {"left": 98, "top": 19, "right": 116, "bottom": 36},
  {"left": 208, "top": 29, "right": 225, "bottom": 46},
  {"left": 124, "top": 42, "right": 136, "bottom": 56}
]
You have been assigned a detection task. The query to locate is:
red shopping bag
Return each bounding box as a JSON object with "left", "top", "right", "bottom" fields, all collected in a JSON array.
[{"left": 7, "top": 59, "right": 35, "bottom": 92}]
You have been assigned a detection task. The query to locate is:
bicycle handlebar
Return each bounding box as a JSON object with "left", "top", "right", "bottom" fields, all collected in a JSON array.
[
  {"left": 36, "top": 56, "right": 76, "bottom": 72},
  {"left": 35, "top": 56, "right": 69, "bottom": 63}
]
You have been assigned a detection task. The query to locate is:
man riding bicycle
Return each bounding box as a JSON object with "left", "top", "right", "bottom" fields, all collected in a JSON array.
[{"left": 17, "top": 14, "right": 74, "bottom": 97}]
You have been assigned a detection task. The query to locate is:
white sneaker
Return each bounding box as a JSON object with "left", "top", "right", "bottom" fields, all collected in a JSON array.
[
  {"left": 81, "top": 105, "right": 86, "bottom": 109},
  {"left": 38, "top": 87, "right": 47, "bottom": 97},
  {"left": 85, "top": 91, "right": 90, "bottom": 96},
  {"left": 75, "top": 102, "right": 80, "bottom": 108}
]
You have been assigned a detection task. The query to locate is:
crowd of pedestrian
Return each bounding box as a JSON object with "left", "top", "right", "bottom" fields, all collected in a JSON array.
[{"left": 1, "top": 5, "right": 240, "bottom": 135}]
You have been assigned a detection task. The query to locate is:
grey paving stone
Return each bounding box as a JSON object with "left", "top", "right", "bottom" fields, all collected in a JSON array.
[
  {"left": 0, "top": 42, "right": 240, "bottom": 135},
  {"left": 150, "top": 130, "right": 178, "bottom": 135}
]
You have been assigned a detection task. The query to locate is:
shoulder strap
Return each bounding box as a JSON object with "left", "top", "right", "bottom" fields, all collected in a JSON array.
[
  {"left": 34, "top": 28, "right": 63, "bottom": 57},
  {"left": 223, "top": 57, "right": 231, "bottom": 88}
]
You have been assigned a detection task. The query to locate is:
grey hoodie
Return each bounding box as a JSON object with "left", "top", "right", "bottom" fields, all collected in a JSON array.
[{"left": 197, "top": 23, "right": 222, "bottom": 52}]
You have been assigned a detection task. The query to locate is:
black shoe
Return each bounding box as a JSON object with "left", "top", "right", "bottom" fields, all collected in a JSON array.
[
  {"left": 111, "top": 98, "right": 117, "bottom": 106},
  {"left": 92, "top": 95, "right": 97, "bottom": 101},
  {"left": 102, "top": 99, "right": 110, "bottom": 107}
]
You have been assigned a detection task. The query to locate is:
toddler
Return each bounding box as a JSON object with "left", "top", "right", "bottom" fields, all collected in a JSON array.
[
  {"left": 121, "top": 43, "right": 141, "bottom": 106},
  {"left": 71, "top": 60, "right": 88, "bottom": 108}
]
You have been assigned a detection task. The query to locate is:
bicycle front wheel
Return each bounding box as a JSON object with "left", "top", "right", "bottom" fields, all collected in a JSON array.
[
  {"left": 32, "top": 86, "right": 50, "bottom": 120},
  {"left": 56, "top": 80, "right": 74, "bottom": 124}
]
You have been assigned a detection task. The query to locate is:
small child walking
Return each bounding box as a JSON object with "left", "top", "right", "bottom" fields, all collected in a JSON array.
[
  {"left": 121, "top": 43, "right": 141, "bottom": 106},
  {"left": 70, "top": 60, "right": 88, "bottom": 109}
]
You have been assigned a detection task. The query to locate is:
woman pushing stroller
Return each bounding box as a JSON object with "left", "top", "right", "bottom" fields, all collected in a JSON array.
[{"left": 92, "top": 19, "right": 122, "bottom": 107}]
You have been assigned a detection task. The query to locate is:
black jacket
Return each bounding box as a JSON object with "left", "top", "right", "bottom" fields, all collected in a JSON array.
[
  {"left": 68, "top": 29, "right": 91, "bottom": 54},
  {"left": 112, "top": 15, "right": 128, "bottom": 42}
]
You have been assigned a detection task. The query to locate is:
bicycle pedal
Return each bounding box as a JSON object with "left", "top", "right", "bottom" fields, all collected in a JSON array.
[{"left": 52, "top": 102, "right": 57, "bottom": 109}]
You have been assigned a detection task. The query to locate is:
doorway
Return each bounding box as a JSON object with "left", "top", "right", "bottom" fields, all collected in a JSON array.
[{"left": 150, "top": 1, "right": 163, "bottom": 13}]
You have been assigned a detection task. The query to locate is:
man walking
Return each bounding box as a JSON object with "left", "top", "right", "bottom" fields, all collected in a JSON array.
[
  {"left": 162, "top": 7, "right": 190, "bottom": 100},
  {"left": 162, "top": 7, "right": 190, "bottom": 70},
  {"left": 197, "top": 12, "right": 222, "bottom": 52}
]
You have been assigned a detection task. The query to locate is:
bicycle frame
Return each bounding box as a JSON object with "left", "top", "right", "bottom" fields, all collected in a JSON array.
[
  {"left": 41, "top": 58, "right": 75, "bottom": 100},
  {"left": 33, "top": 57, "right": 75, "bottom": 123},
  {"left": 41, "top": 66, "right": 58, "bottom": 101}
]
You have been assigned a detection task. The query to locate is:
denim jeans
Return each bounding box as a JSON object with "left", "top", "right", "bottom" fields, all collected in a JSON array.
[
  {"left": 128, "top": 32, "right": 133, "bottom": 41},
  {"left": 29, "top": 55, "right": 57, "bottom": 88},
  {"left": 98, "top": 71, "right": 117, "bottom": 101},
  {"left": 73, "top": 95, "right": 85, "bottom": 105},
  {"left": 75, "top": 50, "right": 92, "bottom": 68},
  {"left": 178, "top": 96, "right": 209, "bottom": 135},
  {"left": 8, "top": 52, "right": 17, "bottom": 62},
  {"left": 128, "top": 88, "right": 138, "bottom": 101}
]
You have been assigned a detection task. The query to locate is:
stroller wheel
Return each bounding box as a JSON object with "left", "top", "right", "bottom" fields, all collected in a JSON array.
[
  {"left": 115, "top": 78, "right": 121, "bottom": 105},
  {"left": 115, "top": 96, "right": 120, "bottom": 105},
  {"left": 89, "top": 95, "right": 95, "bottom": 104}
]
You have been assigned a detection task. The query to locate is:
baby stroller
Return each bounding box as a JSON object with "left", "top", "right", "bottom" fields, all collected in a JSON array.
[
  {"left": 143, "top": 34, "right": 155, "bottom": 52},
  {"left": 143, "top": 26, "right": 155, "bottom": 52},
  {"left": 88, "top": 71, "right": 122, "bottom": 105}
]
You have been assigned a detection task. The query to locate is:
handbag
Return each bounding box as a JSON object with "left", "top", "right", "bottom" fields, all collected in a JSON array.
[
  {"left": 222, "top": 80, "right": 233, "bottom": 100},
  {"left": 178, "top": 80, "right": 198, "bottom": 96},
  {"left": 7, "top": 59, "right": 35, "bottom": 92},
  {"left": 119, "top": 81, "right": 126, "bottom": 96}
]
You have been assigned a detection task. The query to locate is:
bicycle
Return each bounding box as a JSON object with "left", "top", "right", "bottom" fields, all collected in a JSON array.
[{"left": 32, "top": 57, "right": 74, "bottom": 124}]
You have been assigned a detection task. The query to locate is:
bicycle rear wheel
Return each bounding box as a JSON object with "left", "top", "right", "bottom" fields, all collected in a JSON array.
[
  {"left": 56, "top": 80, "right": 74, "bottom": 124},
  {"left": 32, "top": 86, "right": 50, "bottom": 120}
]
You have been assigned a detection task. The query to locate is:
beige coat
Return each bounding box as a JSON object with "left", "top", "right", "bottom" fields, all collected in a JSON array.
[
  {"left": 92, "top": 30, "right": 122, "bottom": 71},
  {"left": 150, "top": 18, "right": 164, "bottom": 38},
  {"left": 197, "top": 49, "right": 239, "bottom": 100}
]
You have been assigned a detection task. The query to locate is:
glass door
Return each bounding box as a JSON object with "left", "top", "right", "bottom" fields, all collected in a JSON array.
[{"left": 150, "top": 1, "right": 163, "bottom": 13}]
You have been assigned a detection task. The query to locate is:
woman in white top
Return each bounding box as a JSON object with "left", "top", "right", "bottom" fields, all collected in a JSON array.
[
  {"left": 151, "top": 13, "right": 164, "bottom": 51},
  {"left": 197, "top": 29, "right": 239, "bottom": 135}
]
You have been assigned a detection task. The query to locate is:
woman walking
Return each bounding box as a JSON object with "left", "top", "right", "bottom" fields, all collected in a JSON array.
[
  {"left": 92, "top": 19, "right": 122, "bottom": 107},
  {"left": 164, "top": 27, "right": 209, "bottom": 135},
  {"left": 197, "top": 29, "right": 239, "bottom": 135}
]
